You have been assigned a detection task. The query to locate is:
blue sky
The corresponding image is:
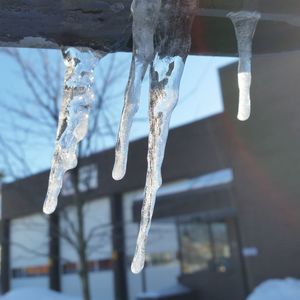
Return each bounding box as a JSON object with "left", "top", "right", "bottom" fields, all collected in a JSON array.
[{"left": 0, "top": 49, "right": 236, "bottom": 179}]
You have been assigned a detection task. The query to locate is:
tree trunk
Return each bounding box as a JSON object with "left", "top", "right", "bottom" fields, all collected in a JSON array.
[
  {"left": 79, "top": 248, "right": 91, "bottom": 300},
  {"left": 72, "top": 166, "right": 91, "bottom": 300}
]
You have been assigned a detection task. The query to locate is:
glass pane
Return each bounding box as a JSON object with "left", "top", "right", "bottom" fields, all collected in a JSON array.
[
  {"left": 78, "top": 164, "right": 98, "bottom": 192},
  {"left": 61, "top": 172, "right": 75, "bottom": 196},
  {"left": 179, "top": 221, "right": 213, "bottom": 274},
  {"left": 211, "top": 222, "right": 231, "bottom": 273}
]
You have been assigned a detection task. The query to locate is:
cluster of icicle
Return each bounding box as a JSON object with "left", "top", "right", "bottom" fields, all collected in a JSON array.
[
  {"left": 113, "top": 0, "right": 199, "bottom": 274},
  {"left": 43, "top": 48, "right": 105, "bottom": 214},
  {"left": 42, "top": 0, "right": 262, "bottom": 274}
]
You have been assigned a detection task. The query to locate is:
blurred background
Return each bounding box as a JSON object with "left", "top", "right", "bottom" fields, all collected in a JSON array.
[{"left": 1, "top": 8, "right": 300, "bottom": 300}]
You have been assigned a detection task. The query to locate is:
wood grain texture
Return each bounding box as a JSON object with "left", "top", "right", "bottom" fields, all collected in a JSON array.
[{"left": 0, "top": 1, "right": 300, "bottom": 56}]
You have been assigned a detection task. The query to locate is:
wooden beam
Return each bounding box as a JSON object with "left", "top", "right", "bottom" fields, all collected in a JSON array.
[
  {"left": 0, "top": 0, "right": 132, "bottom": 51},
  {"left": 1, "top": 1, "right": 300, "bottom": 55}
]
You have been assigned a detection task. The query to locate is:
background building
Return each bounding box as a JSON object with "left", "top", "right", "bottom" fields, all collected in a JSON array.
[{"left": 2, "top": 50, "right": 300, "bottom": 300}]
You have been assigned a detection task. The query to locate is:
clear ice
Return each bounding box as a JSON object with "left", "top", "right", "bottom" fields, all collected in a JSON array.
[
  {"left": 43, "top": 48, "right": 105, "bottom": 215},
  {"left": 131, "top": 0, "right": 198, "bottom": 274},
  {"left": 228, "top": 11, "right": 260, "bottom": 121},
  {"left": 112, "top": 0, "right": 162, "bottom": 181}
]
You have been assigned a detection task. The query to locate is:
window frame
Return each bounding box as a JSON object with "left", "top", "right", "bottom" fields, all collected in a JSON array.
[{"left": 177, "top": 216, "right": 232, "bottom": 275}]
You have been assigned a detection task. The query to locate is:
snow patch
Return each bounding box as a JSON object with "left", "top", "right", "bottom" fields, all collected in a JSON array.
[
  {"left": 0, "top": 287, "right": 81, "bottom": 300},
  {"left": 247, "top": 278, "right": 300, "bottom": 300}
]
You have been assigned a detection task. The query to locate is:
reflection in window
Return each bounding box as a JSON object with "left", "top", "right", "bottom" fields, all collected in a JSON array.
[
  {"left": 60, "top": 164, "right": 98, "bottom": 196},
  {"left": 180, "top": 222, "right": 212, "bottom": 273},
  {"left": 61, "top": 172, "right": 74, "bottom": 196},
  {"left": 211, "top": 222, "right": 231, "bottom": 273},
  {"left": 78, "top": 164, "right": 98, "bottom": 192},
  {"left": 147, "top": 251, "right": 178, "bottom": 266},
  {"left": 179, "top": 219, "right": 231, "bottom": 274}
]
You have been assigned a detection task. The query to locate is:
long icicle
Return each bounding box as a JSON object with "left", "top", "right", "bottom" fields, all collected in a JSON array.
[
  {"left": 112, "top": 0, "right": 161, "bottom": 181},
  {"left": 43, "top": 48, "right": 105, "bottom": 215},
  {"left": 131, "top": 0, "right": 198, "bottom": 274},
  {"left": 228, "top": 11, "right": 260, "bottom": 121}
]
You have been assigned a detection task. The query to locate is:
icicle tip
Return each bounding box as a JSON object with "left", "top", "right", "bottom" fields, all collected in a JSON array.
[
  {"left": 237, "top": 114, "right": 250, "bottom": 122},
  {"left": 131, "top": 253, "right": 145, "bottom": 274},
  {"left": 237, "top": 106, "right": 251, "bottom": 121},
  {"left": 43, "top": 199, "right": 57, "bottom": 215},
  {"left": 112, "top": 166, "right": 126, "bottom": 181}
]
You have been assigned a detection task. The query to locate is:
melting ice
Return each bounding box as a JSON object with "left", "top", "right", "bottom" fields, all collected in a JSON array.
[
  {"left": 130, "top": 0, "right": 198, "bottom": 274},
  {"left": 43, "top": 48, "right": 105, "bottom": 215},
  {"left": 112, "top": 0, "right": 162, "bottom": 180},
  {"left": 228, "top": 11, "right": 260, "bottom": 121},
  {"left": 42, "top": 1, "right": 261, "bottom": 277}
]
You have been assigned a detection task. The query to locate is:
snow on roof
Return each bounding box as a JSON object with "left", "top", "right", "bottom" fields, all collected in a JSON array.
[
  {"left": 247, "top": 278, "right": 300, "bottom": 300},
  {"left": 130, "top": 168, "right": 234, "bottom": 203},
  {"left": 157, "top": 168, "right": 233, "bottom": 197},
  {"left": 0, "top": 288, "right": 82, "bottom": 300}
]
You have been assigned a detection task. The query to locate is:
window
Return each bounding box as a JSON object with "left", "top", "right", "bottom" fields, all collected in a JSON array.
[
  {"left": 179, "top": 218, "right": 231, "bottom": 274},
  {"left": 61, "top": 172, "right": 74, "bottom": 196},
  {"left": 147, "top": 251, "right": 177, "bottom": 266},
  {"left": 78, "top": 164, "right": 98, "bottom": 192},
  {"left": 211, "top": 222, "right": 231, "bottom": 273},
  {"left": 60, "top": 164, "right": 98, "bottom": 196}
]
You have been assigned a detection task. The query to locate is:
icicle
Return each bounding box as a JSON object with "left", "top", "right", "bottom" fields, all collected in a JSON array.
[
  {"left": 43, "top": 48, "right": 105, "bottom": 215},
  {"left": 228, "top": 11, "right": 260, "bottom": 121},
  {"left": 112, "top": 0, "right": 161, "bottom": 181},
  {"left": 131, "top": 0, "right": 198, "bottom": 274}
]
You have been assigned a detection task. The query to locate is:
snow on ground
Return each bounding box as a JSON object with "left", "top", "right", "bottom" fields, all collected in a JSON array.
[
  {"left": 0, "top": 288, "right": 82, "bottom": 300},
  {"left": 247, "top": 278, "right": 300, "bottom": 300}
]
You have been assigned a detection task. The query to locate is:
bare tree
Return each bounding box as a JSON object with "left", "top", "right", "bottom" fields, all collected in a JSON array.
[{"left": 0, "top": 48, "right": 127, "bottom": 300}]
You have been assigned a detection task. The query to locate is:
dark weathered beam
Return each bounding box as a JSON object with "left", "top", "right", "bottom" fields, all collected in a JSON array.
[
  {"left": 1, "top": 1, "right": 300, "bottom": 55},
  {"left": 193, "top": 8, "right": 300, "bottom": 56},
  {"left": 0, "top": 0, "right": 132, "bottom": 51}
]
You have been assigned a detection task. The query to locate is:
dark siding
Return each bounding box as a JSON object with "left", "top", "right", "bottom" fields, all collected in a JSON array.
[
  {"left": 132, "top": 185, "right": 235, "bottom": 222},
  {"left": 2, "top": 116, "right": 230, "bottom": 219},
  {"left": 219, "top": 51, "right": 300, "bottom": 290}
]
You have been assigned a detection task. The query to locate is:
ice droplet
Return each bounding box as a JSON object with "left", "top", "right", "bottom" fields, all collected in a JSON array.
[
  {"left": 43, "top": 48, "right": 105, "bottom": 215},
  {"left": 112, "top": 0, "right": 162, "bottom": 181},
  {"left": 228, "top": 11, "right": 260, "bottom": 121},
  {"left": 131, "top": 0, "right": 198, "bottom": 274}
]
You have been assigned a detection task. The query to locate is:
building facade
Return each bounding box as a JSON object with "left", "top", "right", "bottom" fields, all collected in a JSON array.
[{"left": 2, "top": 51, "right": 300, "bottom": 300}]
